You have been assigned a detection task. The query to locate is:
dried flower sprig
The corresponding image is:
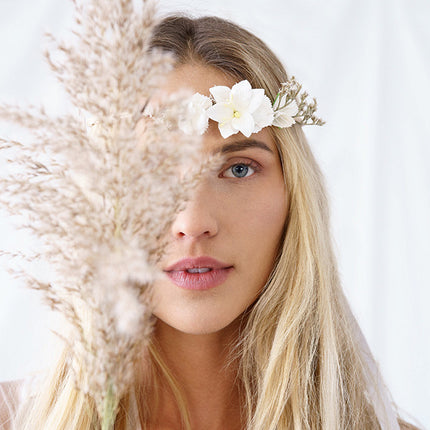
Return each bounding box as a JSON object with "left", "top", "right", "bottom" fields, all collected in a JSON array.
[
  {"left": 0, "top": 0, "right": 214, "bottom": 428},
  {"left": 274, "top": 76, "right": 325, "bottom": 126}
]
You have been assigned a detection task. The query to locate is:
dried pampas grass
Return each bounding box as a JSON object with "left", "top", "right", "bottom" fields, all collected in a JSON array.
[{"left": 0, "top": 0, "right": 211, "bottom": 428}]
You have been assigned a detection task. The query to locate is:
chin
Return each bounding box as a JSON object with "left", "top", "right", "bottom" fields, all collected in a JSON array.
[{"left": 154, "top": 311, "right": 240, "bottom": 335}]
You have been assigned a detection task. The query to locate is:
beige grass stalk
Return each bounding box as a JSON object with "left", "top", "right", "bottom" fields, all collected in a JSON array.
[{"left": 0, "top": 0, "right": 210, "bottom": 428}]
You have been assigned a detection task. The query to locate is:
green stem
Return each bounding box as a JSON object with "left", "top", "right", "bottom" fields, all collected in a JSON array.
[{"left": 101, "top": 382, "right": 119, "bottom": 430}]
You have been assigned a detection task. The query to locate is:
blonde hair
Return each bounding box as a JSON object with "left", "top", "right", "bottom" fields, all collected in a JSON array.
[{"left": 14, "top": 15, "right": 416, "bottom": 430}]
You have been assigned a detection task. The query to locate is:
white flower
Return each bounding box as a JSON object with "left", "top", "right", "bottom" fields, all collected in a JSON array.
[
  {"left": 207, "top": 80, "right": 274, "bottom": 138},
  {"left": 179, "top": 93, "right": 212, "bottom": 135},
  {"left": 272, "top": 95, "right": 299, "bottom": 128}
]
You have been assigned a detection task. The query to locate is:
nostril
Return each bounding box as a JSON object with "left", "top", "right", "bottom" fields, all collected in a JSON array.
[
  {"left": 171, "top": 207, "right": 219, "bottom": 239},
  {"left": 176, "top": 229, "right": 213, "bottom": 239}
]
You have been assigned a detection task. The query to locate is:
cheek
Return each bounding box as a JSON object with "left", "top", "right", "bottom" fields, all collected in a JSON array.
[
  {"left": 252, "top": 187, "right": 287, "bottom": 228},
  {"left": 217, "top": 177, "right": 288, "bottom": 290},
  {"left": 223, "top": 180, "right": 288, "bottom": 241},
  {"left": 230, "top": 181, "right": 288, "bottom": 303}
]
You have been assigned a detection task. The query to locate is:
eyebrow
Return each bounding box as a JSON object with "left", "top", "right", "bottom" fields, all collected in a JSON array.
[{"left": 214, "top": 139, "right": 274, "bottom": 155}]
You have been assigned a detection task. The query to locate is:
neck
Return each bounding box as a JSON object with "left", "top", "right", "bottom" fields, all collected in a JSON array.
[{"left": 148, "top": 318, "right": 244, "bottom": 430}]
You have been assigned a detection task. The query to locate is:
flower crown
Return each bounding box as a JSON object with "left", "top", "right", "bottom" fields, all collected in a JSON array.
[{"left": 178, "top": 77, "right": 324, "bottom": 138}]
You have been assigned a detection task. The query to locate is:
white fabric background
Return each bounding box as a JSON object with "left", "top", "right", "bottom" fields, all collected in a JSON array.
[{"left": 0, "top": 0, "right": 428, "bottom": 428}]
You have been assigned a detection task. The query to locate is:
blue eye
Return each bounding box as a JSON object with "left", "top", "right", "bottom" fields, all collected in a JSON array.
[{"left": 223, "top": 163, "right": 256, "bottom": 178}]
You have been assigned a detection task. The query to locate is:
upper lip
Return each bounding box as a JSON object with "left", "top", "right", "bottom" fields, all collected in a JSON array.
[{"left": 164, "top": 256, "right": 232, "bottom": 272}]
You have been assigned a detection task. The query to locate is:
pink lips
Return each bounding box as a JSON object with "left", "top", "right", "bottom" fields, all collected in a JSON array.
[{"left": 164, "top": 256, "right": 233, "bottom": 290}]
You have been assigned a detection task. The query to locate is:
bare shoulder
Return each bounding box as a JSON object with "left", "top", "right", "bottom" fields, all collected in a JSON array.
[{"left": 0, "top": 380, "right": 22, "bottom": 430}]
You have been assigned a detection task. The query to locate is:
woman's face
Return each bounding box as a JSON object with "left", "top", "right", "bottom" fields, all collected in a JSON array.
[{"left": 152, "top": 64, "right": 288, "bottom": 335}]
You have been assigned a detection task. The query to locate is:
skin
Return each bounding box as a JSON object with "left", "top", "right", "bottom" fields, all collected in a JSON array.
[{"left": 148, "top": 64, "right": 289, "bottom": 430}]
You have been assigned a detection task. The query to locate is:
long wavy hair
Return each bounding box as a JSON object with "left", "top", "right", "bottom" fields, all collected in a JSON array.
[{"left": 14, "top": 14, "right": 417, "bottom": 430}]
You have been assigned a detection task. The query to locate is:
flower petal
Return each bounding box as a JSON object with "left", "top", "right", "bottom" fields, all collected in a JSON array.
[
  {"left": 198, "top": 93, "right": 214, "bottom": 111},
  {"left": 252, "top": 96, "right": 274, "bottom": 132},
  {"left": 272, "top": 112, "right": 295, "bottom": 128},
  {"left": 195, "top": 113, "right": 209, "bottom": 134},
  {"left": 209, "top": 85, "right": 231, "bottom": 103},
  {"left": 207, "top": 103, "right": 234, "bottom": 123},
  {"left": 248, "top": 88, "right": 265, "bottom": 113},
  {"left": 231, "top": 80, "right": 253, "bottom": 111},
  {"left": 231, "top": 80, "right": 252, "bottom": 93},
  {"left": 218, "top": 121, "right": 237, "bottom": 138},
  {"left": 272, "top": 100, "right": 298, "bottom": 128},
  {"left": 232, "top": 112, "right": 255, "bottom": 137},
  {"left": 178, "top": 93, "right": 212, "bottom": 135}
]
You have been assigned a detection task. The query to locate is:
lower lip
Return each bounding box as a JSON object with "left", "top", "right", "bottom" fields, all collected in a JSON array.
[{"left": 165, "top": 268, "right": 233, "bottom": 290}]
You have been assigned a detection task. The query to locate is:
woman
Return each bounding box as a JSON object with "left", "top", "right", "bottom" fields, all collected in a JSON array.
[{"left": 1, "top": 14, "right": 420, "bottom": 430}]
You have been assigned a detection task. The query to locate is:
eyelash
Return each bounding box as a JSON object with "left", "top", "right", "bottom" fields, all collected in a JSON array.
[{"left": 220, "top": 160, "right": 261, "bottom": 179}]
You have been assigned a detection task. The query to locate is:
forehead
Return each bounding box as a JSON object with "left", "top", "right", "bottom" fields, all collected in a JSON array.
[
  {"left": 161, "top": 63, "right": 237, "bottom": 97},
  {"left": 156, "top": 63, "right": 278, "bottom": 154}
]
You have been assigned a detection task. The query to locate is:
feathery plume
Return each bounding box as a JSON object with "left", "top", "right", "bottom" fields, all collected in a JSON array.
[{"left": 0, "top": 0, "right": 212, "bottom": 428}]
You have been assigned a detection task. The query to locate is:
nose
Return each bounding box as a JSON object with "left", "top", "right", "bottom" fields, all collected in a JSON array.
[{"left": 171, "top": 184, "right": 219, "bottom": 240}]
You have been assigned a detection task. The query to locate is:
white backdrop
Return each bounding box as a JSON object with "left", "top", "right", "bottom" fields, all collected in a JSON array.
[{"left": 0, "top": 0, "right": 428, "bottom": 428}]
